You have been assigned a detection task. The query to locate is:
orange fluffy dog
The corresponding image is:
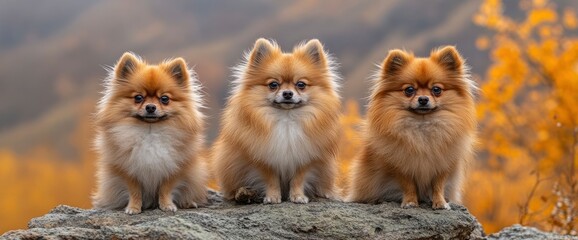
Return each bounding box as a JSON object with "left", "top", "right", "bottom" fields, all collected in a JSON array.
[
  {"left": 213, "top": 38, "right": 342, "bottom": 204},
  {"left": 347, "top": 46, "right": 477, "bottom": 209},
  {"left": 92, "top": 52, "right": 208, "bottom": 214}
]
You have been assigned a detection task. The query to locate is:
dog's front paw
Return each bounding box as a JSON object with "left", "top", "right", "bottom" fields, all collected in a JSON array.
[
  {"left": 325, "top": 193, "right": 345, "bottom": 202},
  {"left": 432, "top": 200, "right": 451, "bottom": 210},
  {"left": 234, "top": 187, "right": 259, "bottom": 204},
  {"left": 290, "top": 194, "right": 309, "bottom": 204},
  {"left": 319, "top": 190, "right": 341, "bottom": 201},
  {"left": 160, "top": 202, "right": 178, "bottom": 212},
  {"left": 401, "top": 200, "right": 418, "bottom": 208},
  {"left": 125, "top": 205, "right": 142, "bottom": 215},
  {"left": 263, "top": 194, "right": 282, "bottom": 204},
  {"left": 180, "top": 201, "right": 199, "bottom": 209}
]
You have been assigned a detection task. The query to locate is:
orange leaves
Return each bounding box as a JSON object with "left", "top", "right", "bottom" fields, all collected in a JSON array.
[
  {"left": 473, "top": 0, "right": 513, "bottom": 32},
  {"left": 0, "top": 150, "right": 17, "bottom": 177},
  {"left": 519, "top": 1, "right": 558, "bottom": 39},
  {"left": 0, "top": 99, "right": 97, "bottom": 234},
  {"left": 340, "top": 100, "right": 363, "bottom": 143},
  {"left": 476, "top": 36, "right": 491, "bottom": 50},
  {"left": 527, "top": 8, "right": 557, "bottom": 27},
  {"left": 336, "top": 100, "right": 363, "bottom": 192},
  {"left": 0, "top": 147, "right": 96, "bottom": 233},
  {"left": 528, "top": 39, "right": 560, "bottom": 74},
  {"left": 471, "top": 0, "right": 578, "bottom": 234},
  {"left": 564, "top": 9, "right": 578, "bottom": 29}
]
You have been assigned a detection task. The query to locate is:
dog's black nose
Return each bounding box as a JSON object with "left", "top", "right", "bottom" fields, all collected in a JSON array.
[
  {"left": 282, "top": 91, "right": 293, "bottom": 100},
  {"left": 145, "top": 104, "right": 156, "bottom": 113},
  {"left": 418, "top": 96, "right": 429, "bottom": 106}
]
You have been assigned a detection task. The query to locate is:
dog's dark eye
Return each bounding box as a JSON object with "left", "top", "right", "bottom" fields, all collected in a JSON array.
[
  {"left": 404, "top": 86, "right": 415, "bottom": 97},
  {"left": 432, "top": 86, "right": 443, "bottom": 97},
  {"left": 160, "top": 95, "right": 170, "bottom": 105},
  {"left": 268, "top": 82, "right": 279, "bottom": 90},
  {"left": 296, "top": 81, "right": 306, "bottom": 90},
  {"left": 134, "top": 95, "right": 144, "bottom": 103}
]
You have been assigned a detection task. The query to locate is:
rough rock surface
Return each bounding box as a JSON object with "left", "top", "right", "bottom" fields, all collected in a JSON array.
[
  {"left": 2, "top": 191, "right": 485, "bottom": 239},
  {"left": 487, "top": 224, "right": 578, "bottom": 240}
]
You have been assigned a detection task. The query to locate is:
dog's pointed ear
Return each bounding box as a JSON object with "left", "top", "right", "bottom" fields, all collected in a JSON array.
[
  {"left": 302, "top": 39, "right": 326, "bottom": 65},
  {"left": 115, "top": 52, "right": 142, "bottom": 81},
  {"left": 381, "top": 49, "right": 409, "bottom": 77},
  {"left": 165, "top": 58, "right": 189, "bottom": 86},
  {"left": 432, "top": 46, "right": 463, "bottom": 72},
  {"left": 249, "top": 38, "right": 276, "bottom": 68}
]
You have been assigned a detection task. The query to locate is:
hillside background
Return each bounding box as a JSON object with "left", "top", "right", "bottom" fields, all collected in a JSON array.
[{"left": 1, "top": 0, "right": 577, "bottom": 234}]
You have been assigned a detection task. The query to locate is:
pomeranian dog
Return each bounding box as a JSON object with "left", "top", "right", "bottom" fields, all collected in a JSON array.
[
  {"left": 92, "top": 52, "right": 208, "bottom": 214},
  {"left": 213, "top": 38, "right": 342, "bottom": 204},
  {"left": 347, "top": 46, "right": 477, "bottom": 209}
]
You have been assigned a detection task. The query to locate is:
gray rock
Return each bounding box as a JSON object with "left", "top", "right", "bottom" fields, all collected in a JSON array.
[
  {"left": 487, "top": 224, "right": 578, "bottom": 240},
  {"left": 2, "top": 190, "right": 485, "bottom": 239}
]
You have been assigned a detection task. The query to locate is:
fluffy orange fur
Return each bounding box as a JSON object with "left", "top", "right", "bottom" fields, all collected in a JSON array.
[
  {"left": 92, "top": 52, "right": 208, "bottom": 214},
  {"left": 213, "top": 38, "right": 342, "bottom": 204},
  {"left": 347, "top": 46, "right": 477, "bottom": 209}
]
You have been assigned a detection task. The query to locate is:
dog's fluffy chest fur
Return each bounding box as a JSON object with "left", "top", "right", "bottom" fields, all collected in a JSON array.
[
  {"left": 109, "top": 124, "right": 185, "bottom": 187},
  {"left": 257, "top": 111, "right": 318, "bottom": 176},
  {"left": 375, "top": 117, "right": 472, "bottom": 179}
]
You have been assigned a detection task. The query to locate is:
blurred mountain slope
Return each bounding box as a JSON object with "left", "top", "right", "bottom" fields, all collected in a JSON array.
[{"left": 0, "top": 0, "right": 489, "bottom": 153}]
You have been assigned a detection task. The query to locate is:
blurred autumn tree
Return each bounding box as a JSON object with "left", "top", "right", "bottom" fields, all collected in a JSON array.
[
  {"left": 0, "top": 100, "right": 96, "bottom": 233},
  {"left": 337, "top": 100, "right": 363, "bottom": 195},
  {"left": 467, "top": 0, "right": 578, "bottom": 234}
]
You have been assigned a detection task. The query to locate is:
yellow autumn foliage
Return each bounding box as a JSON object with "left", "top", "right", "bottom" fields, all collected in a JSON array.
[
  {"left": 469, "top": 0, "right": 578, "bottom": 234},
  {"left": 0, "top": 143, "right": 95, "bottom": 234}
]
